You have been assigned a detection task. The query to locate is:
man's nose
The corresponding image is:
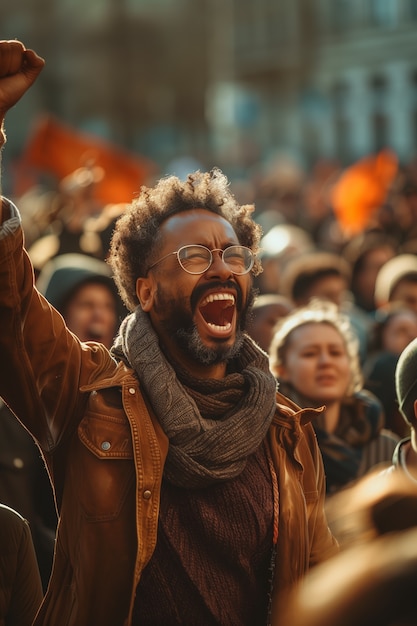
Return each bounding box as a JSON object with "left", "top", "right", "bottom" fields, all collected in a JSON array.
[{"left": 206, "top": 250, "right": 233, "bottom": 278}]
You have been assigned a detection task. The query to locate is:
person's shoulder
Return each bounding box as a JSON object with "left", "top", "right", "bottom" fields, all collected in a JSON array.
[
  {"left": 0, "top": 504, "right": 28, "bottom": 541},
  {"left": 275, "top": 390, "right": 301, "bottom": 417},
  {"left": 274, "top": 390, "right": 325, "bottom": 425}
]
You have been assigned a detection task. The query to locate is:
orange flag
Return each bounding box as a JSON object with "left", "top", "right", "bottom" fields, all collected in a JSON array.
[
  {"left": 331, "top": 149, "right": 398, "bottom": 236},
  {"left": 15, "top": 115, "right": 157, "bottom": 204}
]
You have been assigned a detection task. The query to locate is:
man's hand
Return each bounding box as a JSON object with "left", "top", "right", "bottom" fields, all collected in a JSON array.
[
  {"left": 0, "top": 40, "right": 45, "bottom": 117},
  {"left": 0, "top": 41, "right": 44, "bottom": 211}
]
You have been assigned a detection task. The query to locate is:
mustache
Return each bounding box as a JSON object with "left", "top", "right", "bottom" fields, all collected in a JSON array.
[{"left": 190, "top": 280, "right": 244, "bottom": 313}]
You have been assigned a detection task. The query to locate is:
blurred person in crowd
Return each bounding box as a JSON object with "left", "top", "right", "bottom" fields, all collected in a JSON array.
[
  {"left": 26, "top": 165, "right": 129, "bottom": 276},
  {"left": 342, "top": 231, "right": 397, "bottom": 315},
  {"left": 298, "top": 157, "right": 344, "bottom": 253},
  {"left": 0, "top": 41, "right": 337, "bottom": 626},
  {"left": 246, "top": 294, "right": 294, "bottom": 353},
  {"left": 273, "top": 468, "right": 417, "bottom": 626},
  {"left": 387, "top": 162, "right": 417, "bottom": 244},
  {"left": 253, "top": 154, "right": 305, "bottom": 232},
  {"left": 278, "top": 250, "right": 370, "bottom": 362},
  {"left": 374, "top": 253, "right": 417, "bottom": 316},
  {"left": 363, "top": 304, "right": 417, "bottom": 437},
  {"left": 0, "top": 399, "right": 57, "bottom": 592},
  {"left": 253, "top": 223, "right": 314, "bottom": 296},
  {"left": 35, "top": 253, "right": 125, "bottom": 348},
  {"left": 279, "top": 251, "right": 352, "bottom": 309},
  {"left": 269, "top": 299, "right": 399, "bottom": 494},
  {"left": 0, "top": 502, "right": 43, "bottom": 625},
  {"left": 385, "top": 336, "right": 417, "bottom": 483}
]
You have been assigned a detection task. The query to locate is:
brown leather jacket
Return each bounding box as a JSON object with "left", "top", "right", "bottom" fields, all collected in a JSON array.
[{"left": 0, "top": 210, "right": 337, "bottom": 626}]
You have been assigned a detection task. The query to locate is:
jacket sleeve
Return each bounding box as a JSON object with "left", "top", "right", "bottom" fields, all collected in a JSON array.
[
  {"left": 300, "top": 421, "right": 339, "bottom": 566},
  {"left": 0, "top": 198, "right": 115, "bottom": 451}
]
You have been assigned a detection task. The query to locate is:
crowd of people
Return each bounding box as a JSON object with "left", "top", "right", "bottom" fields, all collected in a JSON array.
[{"left": 2, "top": 38, "right": 417, "bottom": 626}]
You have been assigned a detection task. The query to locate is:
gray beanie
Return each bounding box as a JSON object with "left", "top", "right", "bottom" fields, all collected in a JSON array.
[{"left": 395, "top": 337, "right": 417, "bottom": 426}]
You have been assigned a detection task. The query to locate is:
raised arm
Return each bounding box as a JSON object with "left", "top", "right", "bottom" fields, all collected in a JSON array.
[{"left": 0, "top": 40, "right": 44, "bottom": 205}]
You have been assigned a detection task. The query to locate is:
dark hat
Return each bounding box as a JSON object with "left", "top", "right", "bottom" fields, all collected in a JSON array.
[
  {"left": 36, "top": 253, "right": 118, "bottom": 314},
  {"left": 395, "top": 337, "right": 417, "bottom": 425}
]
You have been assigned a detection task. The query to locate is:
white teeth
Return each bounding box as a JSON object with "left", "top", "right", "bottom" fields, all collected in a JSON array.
[
  {"left": 207, "top": 322, "right": 232, "bottom": 331},
  {"left": 201, "top": 293, "right": 235, "bottom": 306}
]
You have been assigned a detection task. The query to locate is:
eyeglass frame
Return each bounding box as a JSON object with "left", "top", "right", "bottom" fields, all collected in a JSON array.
[{"left": 146, "top": 243, "right": 255, "bottom": 276}]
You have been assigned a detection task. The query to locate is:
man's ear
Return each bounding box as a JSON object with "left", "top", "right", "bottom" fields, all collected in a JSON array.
[
  {"left": 136, "top": 277, "right": 156, "bottom": 312},
  {"left": 413, "top": 399, "right": 417, "bottom": 421}
]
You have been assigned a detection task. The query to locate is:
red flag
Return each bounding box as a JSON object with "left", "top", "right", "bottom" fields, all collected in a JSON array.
[
  {"left": 331, "top": 149, "right": 398, "bottom": 236},
  {"left": 15, "top": 115, "right": 157, "bottom": 204}
]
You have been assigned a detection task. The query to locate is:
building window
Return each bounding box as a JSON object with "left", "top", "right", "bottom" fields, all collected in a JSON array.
[
  {"left": 370, "top": 74, "right": 389, "bottom": 150},
  {"left": 331, "top": 81, "right": 351, "bottom": 162},
  {"left": 372, "top": 112, "right": 389, "bottom": 150}
]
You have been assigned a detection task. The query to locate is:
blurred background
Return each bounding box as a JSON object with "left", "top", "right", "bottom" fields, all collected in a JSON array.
[{"left": 1, "top": 0, "right": 417, "bottom": 198}]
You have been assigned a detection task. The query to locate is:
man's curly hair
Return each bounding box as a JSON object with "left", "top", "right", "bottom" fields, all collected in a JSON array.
[{"left": 108, "top": 168, "right": 262, "bottom": 311}]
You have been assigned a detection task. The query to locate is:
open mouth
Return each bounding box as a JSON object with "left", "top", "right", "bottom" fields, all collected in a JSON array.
[
  {"left": 199, "top": 292, "right": 236, "bottom": 332},
  {"left": 85, "top": 323, "right": 106, "bottom": 342}
]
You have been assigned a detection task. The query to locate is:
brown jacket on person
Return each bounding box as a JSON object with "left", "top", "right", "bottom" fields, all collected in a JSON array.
[{"left": 0, "top": 205, "right": 337, "bottom": 626}]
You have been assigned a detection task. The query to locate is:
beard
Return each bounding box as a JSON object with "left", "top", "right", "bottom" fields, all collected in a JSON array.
[{"left": 153, "top": 281, "right": 256, "bottom": 366}]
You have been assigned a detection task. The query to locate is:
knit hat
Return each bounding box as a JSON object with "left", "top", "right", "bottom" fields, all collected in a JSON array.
[
  {"left": 279, "top": 251, "right": 351, "bottom": 303},
  {"left": 374, "top": 254, "right": 417, "bottom": 307},
  {"left": 395, "top": 337, "right": 417, "bottom": 425},
  {"left": 36, "top": 253, "right": 119, "bottom": 314}
]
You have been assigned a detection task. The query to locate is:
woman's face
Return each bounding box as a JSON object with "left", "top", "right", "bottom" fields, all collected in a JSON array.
[{"left": 279, "top": 322, "right": 352, "bottom": 403}]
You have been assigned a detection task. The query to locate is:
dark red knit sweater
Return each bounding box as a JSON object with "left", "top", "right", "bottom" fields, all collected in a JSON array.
[{"left": 133, "top": 443, "right": 274, "bottom": 625}]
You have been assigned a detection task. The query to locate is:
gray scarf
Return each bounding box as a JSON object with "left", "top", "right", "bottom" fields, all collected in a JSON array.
[{"left": 111, "top": 307, "right": 277, "bottom": 488}]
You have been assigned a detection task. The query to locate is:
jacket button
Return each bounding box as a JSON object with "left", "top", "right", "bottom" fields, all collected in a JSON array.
[
  {"left": 101, "top": 441, "right": 111, "bottom": 451},
  {"left": 143, "top": 490, "right": 152, "bottom": 499},
  {"left": 13, "top": 457, "right": 24, "bottom": 469},
  {"left": 129, "top": 388, "right": 136, "bottom": 395}
]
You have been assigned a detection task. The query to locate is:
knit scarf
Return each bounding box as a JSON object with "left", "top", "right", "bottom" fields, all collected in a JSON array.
[{"left": 111, "top": 307, "right": 277, "bottom": 488}]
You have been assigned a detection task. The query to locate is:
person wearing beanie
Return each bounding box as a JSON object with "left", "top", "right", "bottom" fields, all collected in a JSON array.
[
  {"left": 374, "top": 253, "right": 417, "bottom": 314},
  {"left": 385, "top": 336, "right": 417, "bottom": 483},
  {"left": 246, "top": 294, "right": 294, "bottom": 353},
  {"left": 36, "top": 253, "right": 124, "bottom": 348},
  {"left": 279, "top": 250, "right": 371, "bottom": 363},
  {"left": 279, "top": 250, "right": 352, "bottom": 308}
]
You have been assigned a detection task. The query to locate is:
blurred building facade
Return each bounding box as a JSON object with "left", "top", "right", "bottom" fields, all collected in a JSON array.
[{"left": 1, "top": 0, "right": 417, "bottom": 184}]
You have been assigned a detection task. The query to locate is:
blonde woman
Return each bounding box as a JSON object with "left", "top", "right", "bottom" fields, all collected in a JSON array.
[{"left": 270, "top": 299, "right": 399, "bottom": 493}]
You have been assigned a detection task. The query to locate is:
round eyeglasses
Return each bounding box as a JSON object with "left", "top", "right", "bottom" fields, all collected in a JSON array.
[{"left": 147, "top": 244, "right": 255, "bottom": 275}]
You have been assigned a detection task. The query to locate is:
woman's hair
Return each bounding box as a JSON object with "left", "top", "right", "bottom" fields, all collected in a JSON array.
[
  {"left": 269, "top": 298, "right": 363, "bottom": 395},
  {"left": 108, "top": 168, "right": 262, "bottom": 311}
]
